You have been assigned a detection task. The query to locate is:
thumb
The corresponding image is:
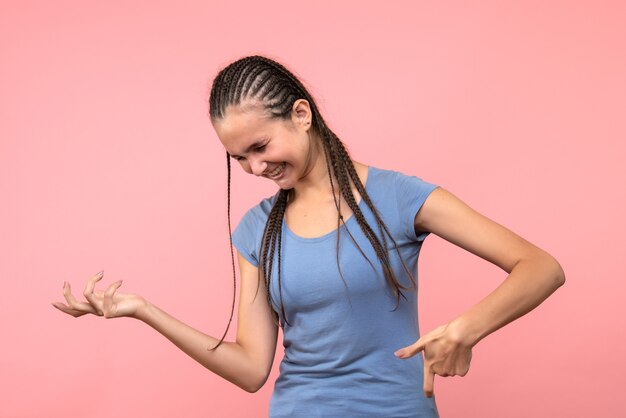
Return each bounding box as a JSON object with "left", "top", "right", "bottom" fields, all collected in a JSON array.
[{"left": 394, "top": 337, "right": 426, "bottom": 359}]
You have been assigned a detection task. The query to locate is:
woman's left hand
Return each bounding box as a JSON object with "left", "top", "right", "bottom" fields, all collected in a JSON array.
[{"left": 394, "top": 322, "right": 474, "bottom": 398}]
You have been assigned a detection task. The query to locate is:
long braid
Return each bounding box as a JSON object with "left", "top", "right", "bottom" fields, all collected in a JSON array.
[
  {"left": 333, "top": 126, "right": 416, "bottom": 302},
  {"left": 207, "top": 152, "right": 238, "bottom": 351},
  {"left": 338, "top": 138, "right": 418, "bottom": 294},
  {"left": 260, "top": 189, "right": 289, "bottom": 324},
  {"left": 327, "top": 129, "right": 408, "bottom": 304},
  {"left": 315, "top": 113, "right": 416, "bottom": 302},
  {"left": 319, "top": 130, "right": 354, "bottom": 298},
  {"left": 208, "top": 55, "right": 420, "bottom": 344},
  {"left": 274, "top": 191, "right": 289, "bottom": 323}
]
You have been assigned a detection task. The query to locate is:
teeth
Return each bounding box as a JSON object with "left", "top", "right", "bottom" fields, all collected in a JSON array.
[{"left": 269, "top": 163, "right": 285, "bottom": 177}]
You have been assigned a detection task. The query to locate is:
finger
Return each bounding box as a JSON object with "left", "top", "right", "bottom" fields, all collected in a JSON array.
[
  {"left": 103, "top": 280, "right": 123, "bottom": 318},
  {"left": 434, "top": 352, "right": 456, "bottom": 377},
  {"left": 438, "top": 346, "right": 472, "bottom": 377},
  {"left": 83, "top": 271, "right": 105, "bottom": 315},
  {"left": 394, "top": 337, "right": 426, "bottom": 359},
  {"left": 424, "top": 364, "right": 435, "bottom": 398},
  {"left": 457, "top": 349, "right": 473, "bottom": 377},
  {"left": 459, "top": 360, "right": 471, "bottom": 376},
  {"left": 94, "top": 289, "right": 105, "bottom": 298},
  {"left": 63, "top": 282, "right": 98, "bottom": 315},
  {"left": 51, "top": 302, "right": 90, "bottom": 318}
]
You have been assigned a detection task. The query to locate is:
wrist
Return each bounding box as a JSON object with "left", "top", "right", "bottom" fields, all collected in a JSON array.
[
  {"left": 132, "top": 297, "right": 153, "bottom": 322},
  {"left": 448, "top": 316, "right": 483, "bottom": 348}
]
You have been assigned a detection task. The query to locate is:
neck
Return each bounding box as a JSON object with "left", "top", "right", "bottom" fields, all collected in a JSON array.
[
  {"left": 289, "top": 134, "right": 342, "bottom": 204},
  {"left": 291, "top": 143, "right": 326, "bottom": 197}
]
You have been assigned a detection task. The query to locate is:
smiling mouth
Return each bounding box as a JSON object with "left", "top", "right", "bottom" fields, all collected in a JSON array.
[{"left": 266, "top": 162, "right": 286, "bottom": 179}]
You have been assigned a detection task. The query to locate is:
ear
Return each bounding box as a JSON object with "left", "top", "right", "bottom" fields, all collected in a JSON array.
[{"left": 291, "top": 99, "right": 312, "bottom": 131}]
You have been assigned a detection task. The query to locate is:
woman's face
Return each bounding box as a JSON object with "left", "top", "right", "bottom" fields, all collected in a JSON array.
[{"left": 212, "top": 100, "right": 318, "bottom": 190}]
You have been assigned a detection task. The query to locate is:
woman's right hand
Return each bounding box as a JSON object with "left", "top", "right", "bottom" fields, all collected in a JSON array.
[{"left": 52, "top": 271, "right": 147, "bottom": 319}]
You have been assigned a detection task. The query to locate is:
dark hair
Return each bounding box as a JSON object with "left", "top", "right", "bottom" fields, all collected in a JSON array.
[{"left": 207, "top": 55, "right": 415, "bottom": 350}]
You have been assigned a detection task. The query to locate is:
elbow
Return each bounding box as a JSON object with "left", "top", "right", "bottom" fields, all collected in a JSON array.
[
  {"left": 529, "top": 247, "right": 566, "bottom": 289},
  {"left": 239, "top": 369, "right": 271, "bottom": 393},
  {"left": 241, "top": 374, "right": 269, "bottom": 393},
  {"left": 525, "top": 251, "right": 565, "bottom": 292},
  {"left": 243, "top": 383, "right": 262, "bottom": 394},
  {"left": 548, "top": 256, "right": 566, "bottom": 289},
  {"left": 555, "top": 264, "right": 566, "bottom": 288}
]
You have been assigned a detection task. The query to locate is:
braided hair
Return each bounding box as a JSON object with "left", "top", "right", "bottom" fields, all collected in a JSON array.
[{"left": 208, "top": 55, "right": 416, "bottom": 350}]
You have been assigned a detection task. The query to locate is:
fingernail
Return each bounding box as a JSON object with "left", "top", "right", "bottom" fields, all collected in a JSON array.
[{"left": 96, "top": 270, "right": 104, "bottom": 277}]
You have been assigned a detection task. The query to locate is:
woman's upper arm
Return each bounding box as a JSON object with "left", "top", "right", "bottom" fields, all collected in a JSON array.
[
  {"left": 414, "top": 187, "right": 556, "bottom": 273},
  {"left": 234, "top": 251, "right": 278, "bottom": 379}
]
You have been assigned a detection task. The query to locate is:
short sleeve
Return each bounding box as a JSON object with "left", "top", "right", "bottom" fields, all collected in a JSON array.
[
  {"left": 394, "top": 173, "right": 439, "bottom": 242},
  {"left": 231, "top": 193, "right": 278, "bottom": 268},
  {"left": 231, "top": 209, "right": 262, "bottom": 267}
]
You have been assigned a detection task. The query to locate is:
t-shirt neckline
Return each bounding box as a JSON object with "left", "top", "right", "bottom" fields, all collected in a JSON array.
[{"left": 282, "top": 165, "right": 372, "bottom": 242}]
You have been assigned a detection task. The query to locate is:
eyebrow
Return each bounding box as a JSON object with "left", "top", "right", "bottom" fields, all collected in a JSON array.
[{"left": 229, "top": 139, "right": 266, "bottom": 159}]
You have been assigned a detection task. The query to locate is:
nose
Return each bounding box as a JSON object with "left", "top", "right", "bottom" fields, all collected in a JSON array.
[{"left": 248, "top": 157, "right": 267, "bottom": 176}]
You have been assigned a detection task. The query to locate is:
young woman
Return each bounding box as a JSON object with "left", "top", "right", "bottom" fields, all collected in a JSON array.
[{"left": 53, "top": 55, "right": 565, "bottom": 417}]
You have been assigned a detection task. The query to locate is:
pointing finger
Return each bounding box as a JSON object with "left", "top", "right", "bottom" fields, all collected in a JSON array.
[
  {"left": 424, "top": 363, "right": 435, "bottom": 398},
  {"left": 394, "top": 337, "right": 426, "bottom": 359}
]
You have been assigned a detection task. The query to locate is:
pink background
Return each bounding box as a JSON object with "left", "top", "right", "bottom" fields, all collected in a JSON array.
[{"left": 1, "top": 1, "right": 624, "bottom": 417}]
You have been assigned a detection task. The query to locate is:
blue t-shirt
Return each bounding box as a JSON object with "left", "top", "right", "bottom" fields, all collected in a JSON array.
[{"left": 232, "top": 166, "right": 440, "bottom": 418}]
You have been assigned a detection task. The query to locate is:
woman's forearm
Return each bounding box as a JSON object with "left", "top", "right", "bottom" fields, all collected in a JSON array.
[
  {"left": 135, "top": 301, "right": 269, "bottom": 392},
  {"left": 450, "top": 253, "right": 566, "bottom": 347}
]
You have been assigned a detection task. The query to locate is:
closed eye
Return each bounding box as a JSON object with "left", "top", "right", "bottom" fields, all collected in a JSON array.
[{"left": 229, "top": 139, "right": 269, "bottom": 161}]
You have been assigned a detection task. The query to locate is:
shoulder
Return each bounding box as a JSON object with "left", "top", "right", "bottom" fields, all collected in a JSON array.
[
  {"left": 239, "top": 191, "right": 280, "bottom": 228},
  {"left": 367, "top": 165, "right": 436, "bottom": 192},
  {"left": 231, "top": 191, "right": 280, "bottom": 265},
  {"left": 366, "top": 165, "right": 439, "bottom": 241}
]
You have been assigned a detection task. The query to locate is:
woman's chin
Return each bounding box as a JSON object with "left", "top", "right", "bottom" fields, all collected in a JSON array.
[{"left": 273, "top": 176, "right": 293, "bottom": 190}]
